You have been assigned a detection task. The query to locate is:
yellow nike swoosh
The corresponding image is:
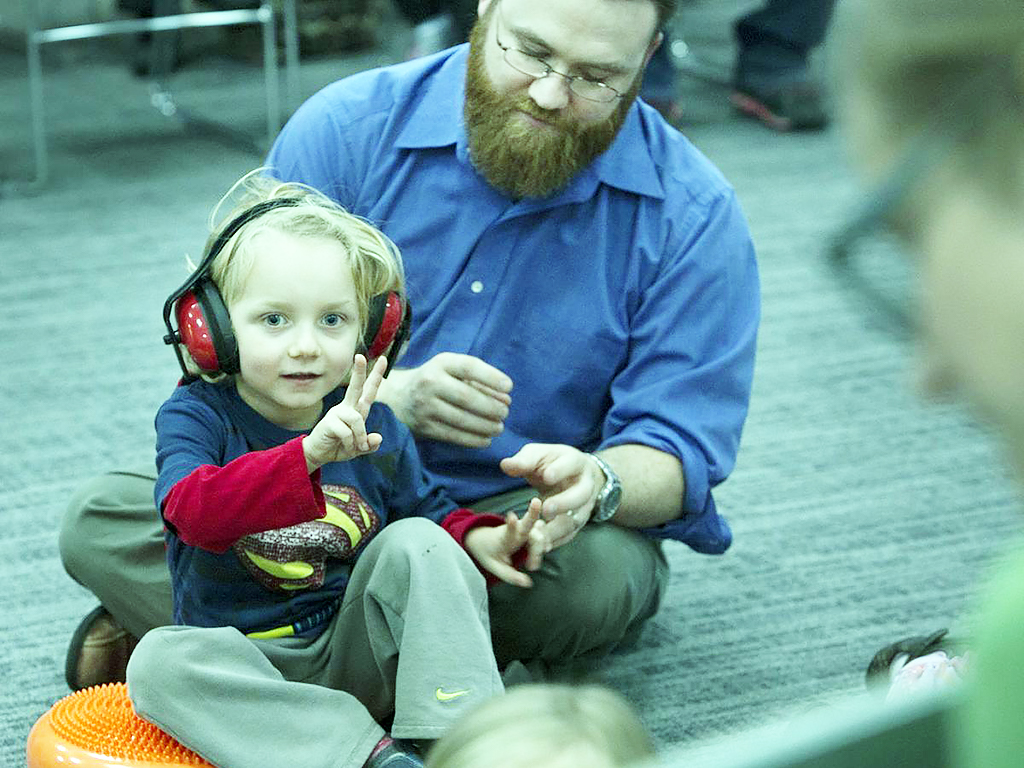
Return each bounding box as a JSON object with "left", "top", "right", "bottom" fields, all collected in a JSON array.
[{"left": 435, "top": 687, "right": 470, "bottom": 702}]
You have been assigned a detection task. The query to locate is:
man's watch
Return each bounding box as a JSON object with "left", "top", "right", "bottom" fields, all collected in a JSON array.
[{"left": 588, "top": 453, "right": 622, "bottom": 523}]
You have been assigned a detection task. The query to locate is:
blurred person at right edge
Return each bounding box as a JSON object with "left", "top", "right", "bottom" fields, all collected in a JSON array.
[{"left": 830, "top": 0, "right": 1024, "bottom": 765}]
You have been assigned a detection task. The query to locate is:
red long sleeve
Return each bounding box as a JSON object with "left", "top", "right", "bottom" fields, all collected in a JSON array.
[{"left": 162, "top": 436, "right": 324, "bottom": 553}]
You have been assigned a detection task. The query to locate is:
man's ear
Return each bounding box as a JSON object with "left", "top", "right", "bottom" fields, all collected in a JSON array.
[
  {"left": 478, "top": 0, "right": 493, "bottom": 20},
  {"left": 642, "top": 30, "right": 664, "bottom": 70}
]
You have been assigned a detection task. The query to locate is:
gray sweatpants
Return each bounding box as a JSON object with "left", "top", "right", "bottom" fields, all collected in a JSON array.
[
  {"left": 126, "top": 518, "right": 503, "bottom": 768},
  {"left": 60, "top": 464, "right": 669, "bottom": 669}
]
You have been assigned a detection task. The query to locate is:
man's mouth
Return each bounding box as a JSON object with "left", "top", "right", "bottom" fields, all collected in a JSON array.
[{"left": 517, "top": 109, "right": 558, "bottom": 129}]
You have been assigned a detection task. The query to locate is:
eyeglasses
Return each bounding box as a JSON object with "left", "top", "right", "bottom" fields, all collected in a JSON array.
[
  {"left": 493, "top": 12, "right": 628, "bottom": 103},
  {"left": 826, "top": 138, "right": 934, "bottom": 336},
  {"left": 826, "top": 62, "right": 1009, "bottom": 337}
]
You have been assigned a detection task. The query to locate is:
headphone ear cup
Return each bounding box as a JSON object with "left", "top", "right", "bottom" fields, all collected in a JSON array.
[
  {"left": 364, "top": 292, "right": 410, "bottom": 364},
  {"left": 176, "top": 281, "right": 239, "bottom": 375}
]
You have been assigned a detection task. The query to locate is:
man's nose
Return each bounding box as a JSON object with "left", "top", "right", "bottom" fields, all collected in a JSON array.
[{"left": 528, "top": 71, "right": 571, "bottom": 111}]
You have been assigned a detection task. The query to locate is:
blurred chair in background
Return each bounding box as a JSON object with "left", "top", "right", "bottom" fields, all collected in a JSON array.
[{"left": 21, "top": 0, "right": 300, "bottom": 186}]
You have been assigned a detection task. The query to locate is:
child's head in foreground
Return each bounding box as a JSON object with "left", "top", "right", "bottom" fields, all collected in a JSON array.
[
  {"left": 183, "top": 171, "right": 405, "bottom": 428},
  {"left": 425, "top": 683, "right": 656, "bottom": 768}
]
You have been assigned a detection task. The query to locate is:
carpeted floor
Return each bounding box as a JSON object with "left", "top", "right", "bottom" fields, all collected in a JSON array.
[{"left": 2, "top": 3, "right": 1022, "bottom": 765}]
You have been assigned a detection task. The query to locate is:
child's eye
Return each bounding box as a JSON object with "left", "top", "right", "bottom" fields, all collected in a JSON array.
[
  {"left": 322, "top": 313, "right": 345, "bottom": 327},
  {"left": 262, "top": 313, "right": 285, "bottom": 327}
]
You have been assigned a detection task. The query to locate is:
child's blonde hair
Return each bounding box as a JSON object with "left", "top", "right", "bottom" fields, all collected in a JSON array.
[
  {"left": 177, "top": 170, "right": 406, "bottom": 381},
  {"left": 425, "top": 684, "right": 656, "bottom": 768},
  {"left": 202, "top": 170, "right": 405, "bottom": 330}
]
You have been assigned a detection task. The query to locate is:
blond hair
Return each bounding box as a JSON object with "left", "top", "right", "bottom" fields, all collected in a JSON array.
[
  {"left": 425, "top": 684, "right": 656, "bottom": 768},
  {"left": 832, "top": 0, "right": 1024, "bottom": 205},
  {"left": 199, "top": 170, "right": 404, "bottom": 331}
]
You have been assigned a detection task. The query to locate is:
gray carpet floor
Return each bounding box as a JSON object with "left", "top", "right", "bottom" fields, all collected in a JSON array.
[{"left": 2, "top": 3, "right": 1023, "bottom": 765}]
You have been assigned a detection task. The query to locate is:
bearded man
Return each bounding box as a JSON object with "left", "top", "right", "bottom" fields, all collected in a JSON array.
[{"left": 61, "top": 1, "right": 761, "bottom": 762}]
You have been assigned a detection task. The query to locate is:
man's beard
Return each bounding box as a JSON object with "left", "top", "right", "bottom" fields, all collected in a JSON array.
[{"left": 463, "top": 17, "right": 641, "bottom": 199}]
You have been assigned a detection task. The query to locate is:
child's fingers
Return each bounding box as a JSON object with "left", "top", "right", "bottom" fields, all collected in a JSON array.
[
  {"left": 523, "top": 498, "right": 543, "bottom": 527},
  {"left": 523, "top": 522, "right": 549, "bottom": 571},
  {"left": 326, "top": 419, "right": 359, "bottom": 455},
  {"left": 482, "top": 557, "right": 534, "bottom": 589},
  {"left": 512, "top": 499, "right": 543, "bottom": 544},
  {"left": 319, "top": 405, "right": 373, "bottom": 454},
  {"left": 337, "top": 408, "right": 370, "bottom": 452},
  {"left": 342, "top": 354, "right": 369, "bottom": 409},
  {"left": 355, "top": 356, "right": 387, "bottom": 417}
]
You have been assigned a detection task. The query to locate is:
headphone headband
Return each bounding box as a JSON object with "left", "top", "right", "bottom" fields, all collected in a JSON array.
[
  {"left": 162, "top": 197, "right": 303, "bottom": 378},
  {"left": 162, "top": 196, "right": 411, "bottom": 380}
]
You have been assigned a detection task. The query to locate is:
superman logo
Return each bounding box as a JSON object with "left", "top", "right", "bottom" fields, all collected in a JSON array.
[{"left": 233, "top": 484, "right": 381, "bottom": 592}]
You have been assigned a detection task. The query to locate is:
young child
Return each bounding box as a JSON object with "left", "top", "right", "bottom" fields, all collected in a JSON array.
[
  {"left": 424, "top": 683, "right": 657, "bottom": 768},
  {"left": 126, "top": 172, "right": 549, "bottom": 768}
]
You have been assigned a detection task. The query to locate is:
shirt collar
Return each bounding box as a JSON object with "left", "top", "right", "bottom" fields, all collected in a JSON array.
[
  {"left": 395, "top": 45, "right": 666, "bottom": 202},
  {"left": 394, "top": 47, "right": 468, "bottom": 151}
]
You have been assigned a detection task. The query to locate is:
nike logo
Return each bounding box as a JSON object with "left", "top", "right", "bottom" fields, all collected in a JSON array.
[{"left": 435, "top": 687, "right": 470, "bottom": 702}]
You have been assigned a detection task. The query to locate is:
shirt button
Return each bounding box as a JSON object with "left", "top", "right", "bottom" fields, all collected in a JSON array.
[{"left": 470, "top": 280, "right": 484, "bottom": 294}]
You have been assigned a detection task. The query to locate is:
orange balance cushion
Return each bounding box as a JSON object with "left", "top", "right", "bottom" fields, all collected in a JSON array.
[{"left": 27, "top": 683, "right": 213, "bottom": 767}]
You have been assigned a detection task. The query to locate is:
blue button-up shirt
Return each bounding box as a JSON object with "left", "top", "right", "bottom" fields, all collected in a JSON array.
[{"left": 266, "top": 46, "right": 760, "bottom": 553}]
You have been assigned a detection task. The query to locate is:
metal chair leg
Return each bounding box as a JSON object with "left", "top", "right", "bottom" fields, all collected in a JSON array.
[
  {"left": 281, "top": 0, "right": 300, "bottom": 112},
  {"left": 26, "top": 6, "right": 49, "bottom": 187},
  {"left": 261, "top": 1, "right": 281, "bottom": 143},
  {"left": 14, "top": 0, "right": 299, "bottom": 189}
]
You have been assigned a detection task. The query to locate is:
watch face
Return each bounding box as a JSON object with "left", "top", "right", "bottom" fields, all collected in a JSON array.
[
  {"left": 606, "top": 484, "right": 622, "bottom": 511},
  {"left": 595, "top": 482, "right": 622, "bottom": 521}
]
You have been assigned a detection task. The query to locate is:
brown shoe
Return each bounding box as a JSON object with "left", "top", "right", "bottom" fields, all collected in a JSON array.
[{"left": 65, "top": 606, "right": 139, "bottom": 691}]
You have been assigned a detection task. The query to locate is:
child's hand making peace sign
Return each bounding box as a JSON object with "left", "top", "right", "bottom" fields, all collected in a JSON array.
[{"left": 303, "top": 354, "right": 387, "bottom": 471}]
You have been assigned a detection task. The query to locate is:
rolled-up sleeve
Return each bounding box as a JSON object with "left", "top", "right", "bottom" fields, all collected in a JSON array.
[{"left": 603, "top": 188, "right": 760, "bottom": 552}]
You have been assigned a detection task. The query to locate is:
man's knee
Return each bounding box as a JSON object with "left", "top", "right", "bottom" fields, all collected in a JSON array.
[
  {"left": 536, "top": 525, "right": 665, "bottom": 615},
  {"left": 60, "top": 473, "right": 112, "bottom": 579},
  {"left": 59, "top": 466, "right": 158, "bottom": 582},
  {"left": 489, "top": 526, "right": 667, "bottom": 663}
]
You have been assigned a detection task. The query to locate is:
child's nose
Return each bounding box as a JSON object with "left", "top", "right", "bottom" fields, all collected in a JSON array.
[{"left": 288, "top": 326, "right": 321, "bottom": 357}]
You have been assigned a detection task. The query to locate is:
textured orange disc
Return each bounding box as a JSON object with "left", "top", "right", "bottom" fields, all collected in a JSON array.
[{"left": 27, "top": 683, "right": 213, "bottom": 767}]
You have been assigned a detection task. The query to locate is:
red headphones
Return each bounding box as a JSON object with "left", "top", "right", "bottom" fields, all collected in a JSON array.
[{"left": 162, "top": 198, "right": 411, "bottom": 378}]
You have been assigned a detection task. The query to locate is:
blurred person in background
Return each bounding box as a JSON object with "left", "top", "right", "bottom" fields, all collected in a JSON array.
[
  {"left": 830, "top": 0, "right": 1024, "bottom": 764},
  {"left": 424, "top": 683, "right": 656, "bottom": 768}
]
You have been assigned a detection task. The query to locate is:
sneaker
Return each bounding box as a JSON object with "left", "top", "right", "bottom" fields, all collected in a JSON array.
[
  {"left": 730, "top": 78, "right": 828, "bottom": 132},
  {"left": 65, "top": 606, "right": 139, "bottom": 691},
  {"left": 365, "top": 736, "right": 424, "bottom": 768},
  {"left": 865, "top": 628, "right": 950, "bottom": 687}
]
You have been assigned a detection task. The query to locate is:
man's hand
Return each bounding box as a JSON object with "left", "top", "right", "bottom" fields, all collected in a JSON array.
[
  {"left": 303, "top": 355, "right": 387, "bottom": 471},
  {"left": 463, "top": 498, "right": 549, "bottom": 588},
  {"left": 376, "top": 352, "right": 513, "bottom": 447},
  {"left": 499, "top": 444, "right": 605, "bottom": 549}
]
